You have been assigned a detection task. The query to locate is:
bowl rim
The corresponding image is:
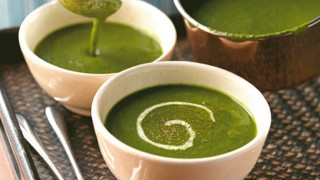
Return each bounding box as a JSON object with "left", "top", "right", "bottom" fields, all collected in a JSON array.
[
  {"left": 92, "top": 61, "right": 272, "bottom": 164},
  {"left": 18, "top": 0, "right": 177, "bottom": 77},
  {"left": 173, "top": 0, "right": 320, "bottom": 41}
]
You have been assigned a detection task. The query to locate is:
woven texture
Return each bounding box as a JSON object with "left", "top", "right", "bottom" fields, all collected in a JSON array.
[{"left": 1, "top": 39, "right": 319, "bottom": 179}]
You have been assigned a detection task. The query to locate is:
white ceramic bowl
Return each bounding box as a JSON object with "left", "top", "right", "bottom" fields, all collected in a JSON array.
[
  {"left": 19, "top": 0, "right": 176, "bottom": 116},
  {"left": 92, "top": 61, "right": 271, "bottom": 180}
]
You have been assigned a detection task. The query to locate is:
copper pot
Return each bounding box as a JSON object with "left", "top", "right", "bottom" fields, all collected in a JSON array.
[{"left": 174, "top": 0, "right": 320, "bottom": 91}]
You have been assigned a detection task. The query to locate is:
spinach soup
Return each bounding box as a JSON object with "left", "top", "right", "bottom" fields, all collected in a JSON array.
[
  {"left": 184, "top": 0, "right": 320, "bottom": 38},
  {"left": 35, "top": 22, "right": 162, "bottom": 73},
  {"left": 106, "top": 84, "right": 257, "bottom": 158}
]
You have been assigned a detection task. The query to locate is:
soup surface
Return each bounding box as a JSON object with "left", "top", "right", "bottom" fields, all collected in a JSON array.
[
  {"left": 35, "top": 22, "right": 162, "bottom": 73},
  {"left": 186, "top": 0, "right": 320, "bottom": 38},
  {"left": 106, "top": 85, "right": 257, "bottom": 158}
]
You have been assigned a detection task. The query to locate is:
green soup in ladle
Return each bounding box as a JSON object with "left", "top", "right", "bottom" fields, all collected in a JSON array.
[{"left": 59, "top": 0, "right": 122, "bottom": 56}]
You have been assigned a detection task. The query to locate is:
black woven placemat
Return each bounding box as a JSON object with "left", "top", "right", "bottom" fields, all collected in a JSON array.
[{"left": 1, "top": 39, "right": 319, "bottom": 179}]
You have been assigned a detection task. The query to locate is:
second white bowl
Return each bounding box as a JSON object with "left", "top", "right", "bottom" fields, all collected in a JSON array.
[{"left": 19, "top": 0, "right": 177, "bottom": 116}]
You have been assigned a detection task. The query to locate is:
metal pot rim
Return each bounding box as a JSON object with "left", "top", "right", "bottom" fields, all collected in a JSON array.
[{"left": 173, "top": 0, "right": 320, "bottom": 41}]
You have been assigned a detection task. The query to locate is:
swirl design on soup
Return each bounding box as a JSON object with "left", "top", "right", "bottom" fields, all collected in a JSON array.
[{"left": 137, "top": 101, "right": 215, "bottom": 150}]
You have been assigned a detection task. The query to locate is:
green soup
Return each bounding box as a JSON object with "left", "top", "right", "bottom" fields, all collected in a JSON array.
[
  {"left": 106, "top": 85, "right": 257, "bottom": 158},
  {"left": 184, "top": 0, "right": 320, "bottom": 38},
  {"left": 34, "top": 22, "right": 162, "bottom": 73}
]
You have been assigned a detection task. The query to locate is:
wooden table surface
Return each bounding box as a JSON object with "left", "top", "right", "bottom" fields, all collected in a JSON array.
[{"left": 0, "top": 133, "right": 16, "bottom": 180}]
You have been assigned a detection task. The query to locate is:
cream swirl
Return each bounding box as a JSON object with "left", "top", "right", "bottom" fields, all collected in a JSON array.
[{"left": 137, "top": 101, "right": 215, "bottom": 150}]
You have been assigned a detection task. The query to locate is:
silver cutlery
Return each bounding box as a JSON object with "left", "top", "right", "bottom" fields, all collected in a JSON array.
[
  {"left": 16, "top": 114, "right": 64, "bottom": 180},
  {"left": 0, "top": 81, "right": 39, "bottom": 180},
  {"left": 45, "top": 106, "right": 83, "bottom": 180}
]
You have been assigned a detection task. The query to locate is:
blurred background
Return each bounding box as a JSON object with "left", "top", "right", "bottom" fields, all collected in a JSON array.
[
  {"left": 145, "top": 0, "right": 178, "bottom": 16},
  {"left": 0, "top": 0, "right": 51, "bottom": 30}
]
